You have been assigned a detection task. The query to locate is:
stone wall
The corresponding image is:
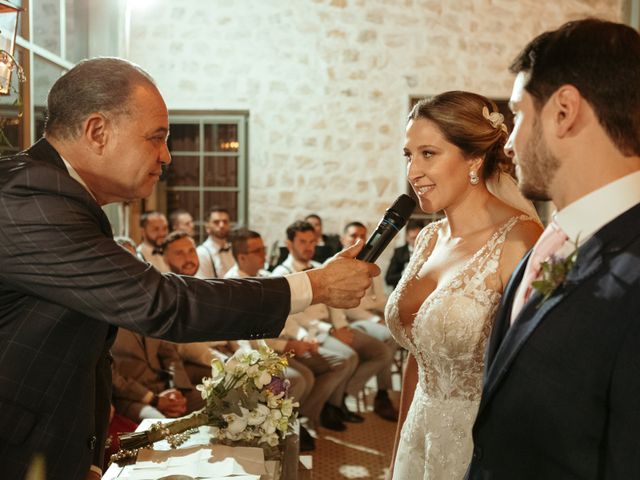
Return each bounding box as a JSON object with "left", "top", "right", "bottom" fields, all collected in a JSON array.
[{"left": 127, "top": 0, "right": 622, "bottom": 262}]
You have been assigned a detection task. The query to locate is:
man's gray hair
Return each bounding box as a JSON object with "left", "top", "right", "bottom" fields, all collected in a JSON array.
[{"left": 44, "top": 57, "right": 156, "bottom": 140}]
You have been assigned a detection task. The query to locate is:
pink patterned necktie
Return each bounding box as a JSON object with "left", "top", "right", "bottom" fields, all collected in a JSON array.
[{"left": 510, "top": 221, "right": 568, "bottom": 324}]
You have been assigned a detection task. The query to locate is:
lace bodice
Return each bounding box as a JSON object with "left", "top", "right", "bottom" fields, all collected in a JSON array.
[{"left": 386, "top": 215, "right": 532, "bottom": 401}]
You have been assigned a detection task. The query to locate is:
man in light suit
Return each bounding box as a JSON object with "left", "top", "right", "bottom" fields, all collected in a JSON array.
[
  {"left": 0, "top": 58, "right": 378, "bottom": 480},
  {"left": 467, "top": 19, "right": 640, "bottom": 479}
]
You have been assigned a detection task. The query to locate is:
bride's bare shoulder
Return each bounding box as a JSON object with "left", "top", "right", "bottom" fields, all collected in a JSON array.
[{"left": 496, "top": 218, "right": 542, "bottom": 287}]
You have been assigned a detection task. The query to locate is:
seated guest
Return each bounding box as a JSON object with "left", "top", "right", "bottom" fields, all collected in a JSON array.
[
  {"left": 169, "top": 208, "right": 196, "bottom": 237},
  {"left": 196, "top": 205, "right": 235, "bottom": 278},
  {"left": 162, "top": 230, "right": 200, "bottom": 277},
  {"left": 136, "top": 210, "right": 171, "bottom": 273},
  {"left": 273, "top": 221, "right": 392, "bottom": 425},
  {"left": 224, "top": 228, "right": 270, "bottom": 278},
  {"left": 114, "top": 231, "right": 204, "bottom": 422},
  {"left": 111, "top": 329, "right": 204, "bottom": 422},
  {"left": 305, "top": 213, "right": 342, "bottom": 263},
  {"left": 385, "top": 218, "right": 424, "bottom": 288},
  {"left": 341, "top": 222, "right": 399, "bottom": 421}
]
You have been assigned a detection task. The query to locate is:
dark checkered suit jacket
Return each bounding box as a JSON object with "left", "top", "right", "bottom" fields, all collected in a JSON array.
[{"left": 0, "top": 139, "right": 290, "bottom": 479}]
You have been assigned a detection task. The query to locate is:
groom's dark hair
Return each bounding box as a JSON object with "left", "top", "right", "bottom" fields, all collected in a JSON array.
[{"left": 510, "top": 18, "right": 640, "bottom": 156}]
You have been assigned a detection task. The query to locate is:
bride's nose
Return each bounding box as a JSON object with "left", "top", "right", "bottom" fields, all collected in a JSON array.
[{"left": 407, "top": 158, "right": 423, "bottom": 183}]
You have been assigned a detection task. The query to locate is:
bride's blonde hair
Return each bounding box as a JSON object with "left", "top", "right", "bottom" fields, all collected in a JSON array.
[{"left": 408, "top": 91, "right": 512, "bottom": 179}]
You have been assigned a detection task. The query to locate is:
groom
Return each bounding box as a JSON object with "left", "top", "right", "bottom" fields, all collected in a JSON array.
[{"left": 467, "top": 19, "right": 640, "bottom": 479}]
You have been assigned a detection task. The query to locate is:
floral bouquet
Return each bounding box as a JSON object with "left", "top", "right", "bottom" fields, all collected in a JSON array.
[{"left": 112, "top": 343, "right": 298, "bottom": 462}]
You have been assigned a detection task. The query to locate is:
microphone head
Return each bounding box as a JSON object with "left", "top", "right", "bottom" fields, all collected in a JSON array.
[{"left": 388, "top": 194, "right": 416, "bottom": 221}]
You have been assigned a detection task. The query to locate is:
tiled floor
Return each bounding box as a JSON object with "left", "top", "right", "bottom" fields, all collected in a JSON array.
[{"left": 300, "top": 389, "right": 400, "bottom": 480}]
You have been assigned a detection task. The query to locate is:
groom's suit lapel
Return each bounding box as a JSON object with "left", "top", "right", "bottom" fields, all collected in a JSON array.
[{"left": 475, "top": 206, "right": 640, "bottom": 418}]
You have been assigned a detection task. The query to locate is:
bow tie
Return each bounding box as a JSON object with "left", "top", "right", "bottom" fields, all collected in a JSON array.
[{"left": 219, "top": 246, "right": 231, "bottom": 253}]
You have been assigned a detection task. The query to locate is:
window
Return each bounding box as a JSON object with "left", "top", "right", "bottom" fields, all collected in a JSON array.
[
  {"left": 165, "top": 113, "right": 248, "bottom": 243},
  {"left": 0, "top": 0, "right": 88, "bottom": 156}
]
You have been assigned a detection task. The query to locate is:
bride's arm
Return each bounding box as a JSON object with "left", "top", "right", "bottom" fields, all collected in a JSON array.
[{"left": 388, "top": 352, "right": 418, "bottom": 478}]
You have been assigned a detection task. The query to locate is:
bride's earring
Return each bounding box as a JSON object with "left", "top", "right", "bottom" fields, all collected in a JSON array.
[{"left": 469, "top": 170, "right": 480, "bottom": 185}]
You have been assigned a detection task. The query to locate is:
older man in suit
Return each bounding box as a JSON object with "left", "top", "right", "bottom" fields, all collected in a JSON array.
[
  {"left": 0, "top": 58, "right": 378, "bottom": 480},
  {"left": 467, "top": 19, "right": 640, "bottom": 479}
]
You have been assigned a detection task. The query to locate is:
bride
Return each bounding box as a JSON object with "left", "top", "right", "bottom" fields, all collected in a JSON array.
[{"left": 387, "top": 91, "right": 542, "bottom": 479}]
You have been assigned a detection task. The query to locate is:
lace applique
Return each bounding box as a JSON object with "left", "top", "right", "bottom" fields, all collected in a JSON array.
[{"left": 388, "top": 215, "right": 535, "bottom": 479}]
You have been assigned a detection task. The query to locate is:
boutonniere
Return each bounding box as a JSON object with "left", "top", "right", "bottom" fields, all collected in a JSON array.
[{"left": 531, "top": 237, "right": 579, "bottom": 306}]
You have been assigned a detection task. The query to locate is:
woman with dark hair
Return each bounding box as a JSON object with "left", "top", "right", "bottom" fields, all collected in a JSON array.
[{"left": 386, "top": 91, "right": 542, "bottom": 479}]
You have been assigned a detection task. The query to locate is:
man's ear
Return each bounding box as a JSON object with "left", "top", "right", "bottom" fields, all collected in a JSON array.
[
  {"left": 551, "top": 85, "right": 581, "bottom": 138},
  {"left": 82, "top": 113, "right": 110, "bottom": 154},
  {"left": 285, "top": 239, "right": 293, "bottom": 252}
]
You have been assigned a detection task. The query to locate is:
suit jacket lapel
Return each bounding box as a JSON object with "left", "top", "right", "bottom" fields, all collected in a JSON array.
[{"left": 477, "top": 203, "right": 640, "bottom": 416}]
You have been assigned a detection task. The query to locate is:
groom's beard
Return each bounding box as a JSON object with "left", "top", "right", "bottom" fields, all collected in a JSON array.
[{"left": 516, "top": 115, "right": 560, "bottom": 202}]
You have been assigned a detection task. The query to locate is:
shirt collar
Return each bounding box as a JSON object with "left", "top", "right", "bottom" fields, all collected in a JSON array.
[
  {"left": 555, "top": 170, "right": 640, "bottom": 246},
  {"left": 285, "top": 254, "right": 314, "bottom": 272},
  {"left": 60, "top": 156, "right": 97, "bottom": 201},
  {"left": 204, "top": 237, "right": 230, "bottom": 253}
]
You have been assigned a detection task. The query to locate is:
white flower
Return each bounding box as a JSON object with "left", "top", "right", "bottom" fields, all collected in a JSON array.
[
  {"left": 224, "top": 357, "right": 241, "bottom": 375},
  {"left": 279, "top": 398, "right": 295, "bottom": 417},
  {"left": 210, "top": 358, "right": 225, "bottom": 384},
  {"left": 260, "top": 432, "right": 280, "bottom": 447},
  {"left": 196, "top": 377, "right": 215, "bottom": 400},
  {"left": 254, "top": 370, "right": 272, "bottom": 389},
  {"left": 247, "top": 404, "right": 270, "bottom": 426},
  {"left": 224, "top": 410, "right": 248, "bottom": 435}
]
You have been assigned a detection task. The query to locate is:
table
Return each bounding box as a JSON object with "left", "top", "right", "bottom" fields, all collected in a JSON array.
[{"left": 103, "top": 419, "right": 300, "bottom": 480}]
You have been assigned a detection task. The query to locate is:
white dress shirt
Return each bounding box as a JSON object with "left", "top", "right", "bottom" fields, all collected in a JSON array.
[
  {"left": 196, "top": 237, "right": 236, "bottom": 279},
  {"left": 555, "top": 171, "right": 640, "bottom": 256}
]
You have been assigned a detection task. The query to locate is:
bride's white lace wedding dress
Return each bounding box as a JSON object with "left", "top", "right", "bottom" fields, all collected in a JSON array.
[{"left": 387, "top": 215, "right": 532, "bottom": 479}]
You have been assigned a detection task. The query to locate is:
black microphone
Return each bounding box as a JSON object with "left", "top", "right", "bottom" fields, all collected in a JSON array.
[{"left": 356, "top": 194, "right": 416, "bottom": 263}]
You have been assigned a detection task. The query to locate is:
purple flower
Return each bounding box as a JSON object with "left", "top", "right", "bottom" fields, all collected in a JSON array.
[{"left": 266, "top": 376, "right": 289, "bottom": 395}]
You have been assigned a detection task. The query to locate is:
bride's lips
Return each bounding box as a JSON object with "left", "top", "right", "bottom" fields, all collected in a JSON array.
[{"left": 414, "top": 184, "right": 435, "bottom": 196}]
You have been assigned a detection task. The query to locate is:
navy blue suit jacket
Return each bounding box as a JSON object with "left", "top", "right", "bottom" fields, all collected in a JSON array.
[
  {"left": 0, "top": 139, "right": 291, "bottom": 479},
  {"left": 467, "top": 202, "right": 640, "bottom": 479}
]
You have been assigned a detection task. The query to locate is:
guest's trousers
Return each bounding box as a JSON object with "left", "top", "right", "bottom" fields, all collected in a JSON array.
[
  {"left": 324, "top": 328, "right": 392, "bottom": 399},
  {"left": 351, "top": 320, "right": 397, "bottom": 391},
  {"left": 293, "top": 341, "right": 356, "bottom": 425}
]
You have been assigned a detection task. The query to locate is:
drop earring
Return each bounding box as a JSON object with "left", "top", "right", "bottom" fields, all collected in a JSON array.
[{"left": 469, "top": 170, "right": 480, "bottom": 185}]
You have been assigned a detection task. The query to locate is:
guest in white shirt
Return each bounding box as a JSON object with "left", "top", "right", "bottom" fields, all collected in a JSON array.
[
  {"left": 224, "top": 229, "right": 270, "bottom": 279},
  {"left": 136, "top": 210, "right": 170, "bottom": 273},
  {"left": 341, "top": 222, "right": 399, "bottom": 421},
  {"left": 196, "top": 206, "right": 235, "bottom": 278},
  {"left": 273, "top": 221, "right": 393, "bottom": 426}
]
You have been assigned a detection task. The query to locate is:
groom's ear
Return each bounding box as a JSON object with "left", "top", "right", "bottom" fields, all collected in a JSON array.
[{"left": 551, "top": 85, "right": 581, "bottom": 138}]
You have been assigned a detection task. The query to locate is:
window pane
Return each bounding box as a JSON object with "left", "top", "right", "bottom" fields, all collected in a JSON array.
[
  {"left": 33, "top": 0, "right": 61, "bottom": 55},
  {"left": 166, "top": 155, "right": 199, "bottom": 187},
  {"left": 0, "top": 9, "right": 19, "bottom": 93},
  {"left": 167, "top": 190, "right": 200, "bottom": 225},
  {"left": 203, "top": 191, "right": 238, "bottom": 222},
  {"left": 65, "top": 0, "right": 89, "bottom": 62},
  {"left": 204, "top": 156, "right": 237, "bottom": 187},
  {"left": 33, "top": 56, "right": 65, "bottom": 110},
  {"left": 204, "top": 123, "right": 238, "bottom": 152},
  {"left": 169, "top": 123, "right": 200, "bottom": 151}
]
